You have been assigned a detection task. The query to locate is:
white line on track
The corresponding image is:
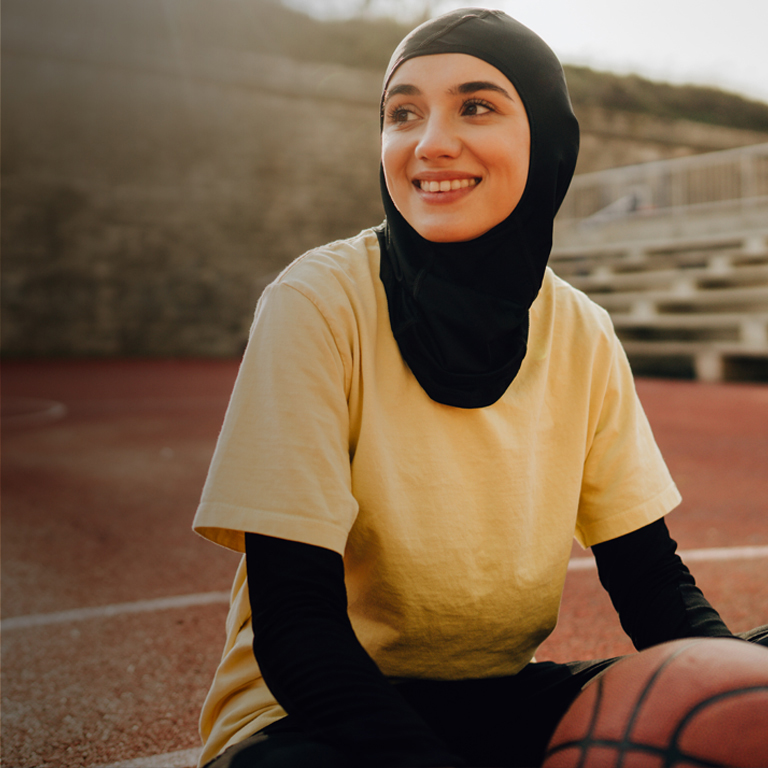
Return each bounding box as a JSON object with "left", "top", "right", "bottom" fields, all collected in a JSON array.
[
  {"left": 9, "top": 545, "right": 768, "bottom": 768},
  {"left": 681, "top": 545, "right": 768, "bottom": 562},
  {"left": 1, "top": 397, "right": 68, "bottom": 426},
  {"left": 566, "top": 544, "right": 768, "bottom": 571},
  {"left": 1, "top": 591, "right": 231, "bottom": 631},
  {"left": 92, "top": 747, "right": 201, "bottom": 768},
  {"left": 3, "top": 545, "right": 767, "bottom": 633}
]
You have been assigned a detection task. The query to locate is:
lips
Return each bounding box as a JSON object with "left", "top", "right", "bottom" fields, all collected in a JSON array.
[{"left": 415, "top": 178, "right": 479, "bottom": 192}]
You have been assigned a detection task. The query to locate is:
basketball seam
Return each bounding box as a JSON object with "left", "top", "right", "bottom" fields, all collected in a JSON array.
[
  {"left": 547, "top": 735, "right": 728, "bottom": 768},
  {"left": 577, "top": 676, "right": 606, "bottom": 768},
  {"left": 546, "top": 678, "right": 768, "bottom": 768},
  {"left": 616, "top": 640, "right": 705, "bottom": 768},
  {"left": 544, "top": 640, "right": 714, "bottom": 767},
  {"left": 666, "top": 685, "right": 768, "bottom": 768}
]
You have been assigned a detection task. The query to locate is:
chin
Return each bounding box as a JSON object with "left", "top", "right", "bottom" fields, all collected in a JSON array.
[
  {"left": 408, "top": 208, "right": 498, "bottom": 242},
  {"left": 418, "top": 226, "right": 487, "bottom": 243},
  {"left": 407, "top": 216, "right": 476, "bottom": 243}
]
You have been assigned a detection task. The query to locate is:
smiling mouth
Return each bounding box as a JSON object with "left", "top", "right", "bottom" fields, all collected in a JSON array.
[{"left": 415, "top": 178, "right": 479, "bottom": 192}]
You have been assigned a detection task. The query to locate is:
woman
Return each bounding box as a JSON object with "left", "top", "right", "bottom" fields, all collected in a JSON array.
[{"left": 193, "top": 9, "right": 763, "bottom": 768}]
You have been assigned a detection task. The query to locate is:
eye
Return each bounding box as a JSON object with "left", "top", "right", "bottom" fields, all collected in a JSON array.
[
  {"left": 386, "top": 105, "right": 418, "bottom": 125},
  {"left": 462, "top": 98, "right": 495, "bottom": 117}
]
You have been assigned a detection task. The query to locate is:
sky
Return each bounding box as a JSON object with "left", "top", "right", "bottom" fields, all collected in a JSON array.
[{"left": 284, "top": 0, "right": 768, "bottom": 104}]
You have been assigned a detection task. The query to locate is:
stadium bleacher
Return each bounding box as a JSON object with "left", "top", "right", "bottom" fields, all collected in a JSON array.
[{"left": 552, "top": 144, "right": 768, "bottom": 381}]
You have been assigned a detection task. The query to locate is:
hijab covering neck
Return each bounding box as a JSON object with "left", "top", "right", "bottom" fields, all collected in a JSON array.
[{"left": 376, "top": 8, "right": 579, "bottom": 408}]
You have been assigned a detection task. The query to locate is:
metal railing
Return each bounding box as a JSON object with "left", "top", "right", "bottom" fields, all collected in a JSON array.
[{"left": 558, "top": 143, "right": 768, "bottom": 223}]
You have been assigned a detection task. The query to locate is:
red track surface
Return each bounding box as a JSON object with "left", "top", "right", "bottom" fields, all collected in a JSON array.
[{"left": 2, "top": 360, "right": 767, "bottom": 767}]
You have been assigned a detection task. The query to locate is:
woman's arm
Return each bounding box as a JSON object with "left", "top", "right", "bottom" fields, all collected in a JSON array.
[
  {"left": 592, "top": 517, "right": 733, "bottom": 650},
  {"left": 246, "top": 532, "right": 463, "bottom": 767}
]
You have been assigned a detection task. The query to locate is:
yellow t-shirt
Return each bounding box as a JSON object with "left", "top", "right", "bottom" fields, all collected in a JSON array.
[{"left": 192, "top": 228, "right": 681, "bottom": 765}]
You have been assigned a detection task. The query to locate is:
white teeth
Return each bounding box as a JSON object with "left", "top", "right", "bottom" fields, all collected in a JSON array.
[{"left": 420, "top": 178, "right": 477, "bottom": 192}]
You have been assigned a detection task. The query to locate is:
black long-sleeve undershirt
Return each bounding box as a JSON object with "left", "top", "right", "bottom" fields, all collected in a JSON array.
[
  {"left": 245, "top": 518, "right": 731, "bottom": 764},
  {"left": 245, "top": 533, "right": 463, "bottom": 767},
  {"left": 592, "top": 517, "right": 732, "bottom": 649}
]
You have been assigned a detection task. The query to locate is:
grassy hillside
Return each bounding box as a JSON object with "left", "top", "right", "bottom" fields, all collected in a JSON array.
[
  {"left": 266, "top": 2, "right": 768, "bottom": 134},
  {"left": 563, "top": 66, "right": 768, "bottom": 133},
  {"left": 7, "top": 0, "right": 768, "bottom": 132}
]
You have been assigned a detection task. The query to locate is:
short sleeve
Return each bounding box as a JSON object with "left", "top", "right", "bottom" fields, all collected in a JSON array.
[
  {"left": 193, "top": 280, "right": 359, "bottom": 556},
  {"left": 575, "top": 334, "right": 681, "bottom": 548}
]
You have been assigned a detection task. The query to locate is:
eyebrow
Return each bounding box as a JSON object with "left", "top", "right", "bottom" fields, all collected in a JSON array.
[
  {"left": 383, "top": 83, "right": 420, "bottom": 104},
  {"left": 455, "top": 81, "right": 514, "bottom": 100},
  {"left": 383, "top": 80, "right": 515, "bottom": 105}
]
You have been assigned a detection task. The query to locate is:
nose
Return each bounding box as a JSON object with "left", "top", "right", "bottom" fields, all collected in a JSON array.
[{"left": 415, "top": 112, "right": 461, "bottom": 160}]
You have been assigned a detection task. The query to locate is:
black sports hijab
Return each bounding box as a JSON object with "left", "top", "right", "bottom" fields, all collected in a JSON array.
[{"left": 376, "top": 8, "right": 579, "bottom": 408}]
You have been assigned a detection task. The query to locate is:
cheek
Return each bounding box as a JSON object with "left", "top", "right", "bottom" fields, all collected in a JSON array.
[
  {"left": 497, "top": 136, "right": 530, "bottom": 192},
  {"left": 381, "top": 138, "right": 409, "bottom": 199},
  {"left": 381, "top": 139, "right": 392, "bottom": 181}
]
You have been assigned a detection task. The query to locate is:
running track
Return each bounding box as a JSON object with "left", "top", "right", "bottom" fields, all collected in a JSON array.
[{"left": 2, "top": 360, "right": 767, "bottom": 768}]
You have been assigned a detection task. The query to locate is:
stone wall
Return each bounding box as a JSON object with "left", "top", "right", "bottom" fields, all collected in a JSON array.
[
  {"left": 3, "top": 2, "right": 767, "bottom": 357},
  {"left": 574, "top": 105, "right": 768, "bottom": 173}
]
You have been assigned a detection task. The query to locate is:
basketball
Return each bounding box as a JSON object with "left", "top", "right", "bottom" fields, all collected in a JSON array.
[{"left": 543, "top": 638, "right": 768, "bottom": 768}]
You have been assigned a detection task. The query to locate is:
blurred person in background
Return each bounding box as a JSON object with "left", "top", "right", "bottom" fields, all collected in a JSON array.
[{"left": 192, "top": 8, "right": 767, "bottom": 767}]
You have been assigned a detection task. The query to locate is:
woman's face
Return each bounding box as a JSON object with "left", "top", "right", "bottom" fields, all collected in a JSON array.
[{"left": 381, "top": 53, "right": 530, "bottom": 243}]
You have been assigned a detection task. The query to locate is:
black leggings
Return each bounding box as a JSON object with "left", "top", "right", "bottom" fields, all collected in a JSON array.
[{"left": 204, "top": 626, "right": 768, "bottom": 768}]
